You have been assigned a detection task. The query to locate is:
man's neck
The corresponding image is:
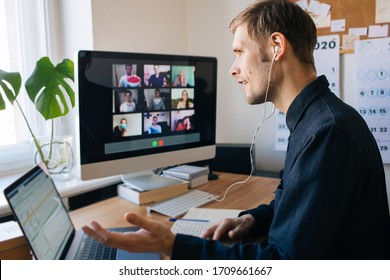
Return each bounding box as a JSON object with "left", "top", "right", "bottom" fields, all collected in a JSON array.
[{"left": 273, "top": 66, "right": 317, "bottom": 113}]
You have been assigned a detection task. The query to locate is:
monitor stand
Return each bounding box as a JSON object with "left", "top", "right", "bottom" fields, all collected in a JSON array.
[{"left": 121, "top": 170, "right": 184, "bottom": 192}]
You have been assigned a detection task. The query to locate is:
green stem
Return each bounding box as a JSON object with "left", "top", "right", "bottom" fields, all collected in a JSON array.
[
  {"left": 14, "top": 99, "right": 48, "bottom": 167},
  {"left": 48, "top": 119, "right": 54, "bottom": 161}
]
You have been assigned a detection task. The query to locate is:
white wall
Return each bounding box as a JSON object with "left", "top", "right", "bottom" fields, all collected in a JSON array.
[
  {"left": 59, "top": 0, "right": 94, "bottom": 58},
  {"left": 58, "top": 0, "right": 389, "bottom": 195},
  {"left": 90, "top": 0, "right": 188, "bottom": 54}
]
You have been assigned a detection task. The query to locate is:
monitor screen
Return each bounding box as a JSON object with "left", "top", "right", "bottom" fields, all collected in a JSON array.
[{"left": 75, "top": 50, "right": 217, "bottom": 181}]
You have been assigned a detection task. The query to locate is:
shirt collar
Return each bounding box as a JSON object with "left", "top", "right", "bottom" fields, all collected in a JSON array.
[{"left": 285, "top": 75, "right": 330, "bottom": 132}]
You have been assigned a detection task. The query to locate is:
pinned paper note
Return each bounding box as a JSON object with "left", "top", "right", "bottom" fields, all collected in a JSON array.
[
  {"left": 296, "top": 0, "right": 309, "bottom": 10},
  {"left": 342, "top": 34, "right": 360, "bottom": 51},
  {"left": 331, "top": 19, "right": 346, "bottom": 32},
  {"left": 307, "top": 0, "right": 331, "bottom": 17},
  {"left": 349, "top": 27, "right": 368, "bottom": 36},
  {"left": 306, "top": 0, "right": 332, "bottom": 28},
  {"left": 376, "top": 0, "right": 390, "bottom": 24},
  {"left": 311, "top": 12, "right": 331, "bottom": 28},
  {"left": 368, "top": 24, "right": 389, "bottom": 38}
]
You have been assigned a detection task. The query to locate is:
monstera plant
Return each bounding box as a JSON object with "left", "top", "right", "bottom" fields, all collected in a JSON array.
[{"left": 0, "top": 57, "right": 75, "bottom": 173}]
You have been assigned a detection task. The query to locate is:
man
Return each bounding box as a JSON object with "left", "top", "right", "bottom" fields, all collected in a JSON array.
[
  {"left": 83, "top": 0, "right": 389, "bottom": 259},
  {"left": 118, "top": 64, "right": 140, "bottom": 87},
  {"left": 148, "top": 65, "right": 164, "bottom": 87},
  {"left": 148, "top": 89, "right": 166, "bottom": 111},
  {"left": 119, "top": 91, "right": 136, "bottom": 112},
  {"left": 148, "top": 116, "right": 162, "bottom": 134}
]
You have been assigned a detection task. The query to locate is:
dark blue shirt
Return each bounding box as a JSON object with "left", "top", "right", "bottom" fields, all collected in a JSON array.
[
  {"left": 148, "top": 74, "right": 164, "bottom": 87},
  {"left": 171, "top": 76, "right": 390, "bottom": 259}
]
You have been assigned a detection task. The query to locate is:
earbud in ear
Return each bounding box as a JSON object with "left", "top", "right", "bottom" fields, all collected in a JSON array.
[{"left": 274, "top": 46, "right": 280, "bottom": 55}]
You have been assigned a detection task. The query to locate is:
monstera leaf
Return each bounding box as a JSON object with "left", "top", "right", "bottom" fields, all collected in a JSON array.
[
  {"left": 0, "top": 57, "right": 75, "bottom": 172},
  {"left": 0, "top": 70, "right": 22, "bottom": 110},
  {"left": 25, "top": 57, "right": 75, "bottom": 120}
]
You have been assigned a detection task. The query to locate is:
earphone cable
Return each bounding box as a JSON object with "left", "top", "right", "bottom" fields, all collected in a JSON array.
[{"left": 216, "top": 53, "right": 277, "bottom": 202}]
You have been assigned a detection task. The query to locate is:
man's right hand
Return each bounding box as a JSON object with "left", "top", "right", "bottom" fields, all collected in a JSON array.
[{"left": 201, "top": 214, "right": 256, "bottom": 242}]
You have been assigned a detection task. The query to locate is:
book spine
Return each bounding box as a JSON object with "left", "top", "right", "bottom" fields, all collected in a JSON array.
[
  {"left": 117, "top": 184, "right": 141, "bottom": 205},
  {"left": 118, "top": 182, "right": 189, "bottom": 205},
  {"left": 141, "top": 182, "right": 188, "bottom": 203}
]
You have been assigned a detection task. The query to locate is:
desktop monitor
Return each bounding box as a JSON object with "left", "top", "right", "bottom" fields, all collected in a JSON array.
[{"left": 74, "top": 50, "right": 217, "bottom": 186}]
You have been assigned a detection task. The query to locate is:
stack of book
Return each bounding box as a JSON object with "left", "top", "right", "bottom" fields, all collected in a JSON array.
[
  {"left": 162, "top": 165, "right": 209, "bottom": 188},
  {"left": 117, "top": 176, "right": 188, "bottom": 205}
]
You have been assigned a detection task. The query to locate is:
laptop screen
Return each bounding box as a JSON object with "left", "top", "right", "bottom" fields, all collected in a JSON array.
[{"left": 4, "top": 165, "right": 75, "bottom": 260}]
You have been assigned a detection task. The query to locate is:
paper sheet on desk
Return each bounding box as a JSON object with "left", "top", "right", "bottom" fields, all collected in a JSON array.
[
  {"left": 171, "top": 208, "right": 242, "bottom": 237},
  {"left": 0, "top": 221, "right": 23, "bottom": 240}
]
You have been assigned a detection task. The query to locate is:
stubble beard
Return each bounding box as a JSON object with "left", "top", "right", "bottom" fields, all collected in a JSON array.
[
  {"left": 245, "top": 88, "right": 266, "bottom": 105},
  {"left": 245, "top": 72, "right": 271, "bottom": 105}
]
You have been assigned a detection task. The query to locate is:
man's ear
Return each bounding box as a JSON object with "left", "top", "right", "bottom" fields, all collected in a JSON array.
[{"left": 270, "top": 32, "right": 286, "bottom": 61}]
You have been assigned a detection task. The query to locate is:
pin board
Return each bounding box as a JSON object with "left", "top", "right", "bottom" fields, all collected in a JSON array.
[{"left": 299, "top": 0, "right": 390, "bottom": 53}]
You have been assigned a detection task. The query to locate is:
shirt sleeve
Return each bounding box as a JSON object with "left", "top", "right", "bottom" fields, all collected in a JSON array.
[
  {"left": 238, "top": 200, "right": 275, "bottom": 237},
  {"left": 171, "top": 233, "right": 291, "bottom": 259}
]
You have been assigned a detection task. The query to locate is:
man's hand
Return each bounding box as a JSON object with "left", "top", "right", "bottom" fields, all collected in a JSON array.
[
  {"left": 82, "top": 212, "right": 175, "bottom": 257},
  {"left": 201, "top": 214, "right": 256, "bottom": 241}
]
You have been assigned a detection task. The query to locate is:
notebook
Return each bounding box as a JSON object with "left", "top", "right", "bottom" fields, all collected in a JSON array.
[
  {"left": 3, "top": 164, "right": 160, "bottom": 260},
  {"left": 171, "top": 208, "right": 243, "bottom": 237}
]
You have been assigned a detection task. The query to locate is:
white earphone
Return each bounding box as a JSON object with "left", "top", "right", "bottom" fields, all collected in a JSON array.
[{"left": 273, "top": 46, "right": 280, "bottom": 58}]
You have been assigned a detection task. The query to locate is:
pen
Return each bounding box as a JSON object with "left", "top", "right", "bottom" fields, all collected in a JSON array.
[{"left": 168, "top": 218, "right": 209, "bottom": 222}]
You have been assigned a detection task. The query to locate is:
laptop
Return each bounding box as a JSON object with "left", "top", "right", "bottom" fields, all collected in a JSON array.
[{"left": 3, "top": 164, "right": 160, "bottom": 260}]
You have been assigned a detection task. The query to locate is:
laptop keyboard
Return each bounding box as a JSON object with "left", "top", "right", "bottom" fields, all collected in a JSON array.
[{"left": 78, "top": 235, "right": 117, "bottom": 260}]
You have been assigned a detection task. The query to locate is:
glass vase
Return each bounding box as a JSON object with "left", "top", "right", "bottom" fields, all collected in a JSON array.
[{"left": 34, "top": 136, "right": 74, "bottom": 180}]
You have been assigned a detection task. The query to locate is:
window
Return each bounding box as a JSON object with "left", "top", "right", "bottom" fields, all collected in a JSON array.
[
  {"left": 0, "top": 0, "right": 19, "bottom": 146},
  {"left": 0, "top": 0, "right": 50, "bottom": 175}
]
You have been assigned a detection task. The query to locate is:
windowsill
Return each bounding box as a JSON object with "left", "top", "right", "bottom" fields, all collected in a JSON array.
[{"left": 0, "top": 170, "right": 122, "bottom": 218}]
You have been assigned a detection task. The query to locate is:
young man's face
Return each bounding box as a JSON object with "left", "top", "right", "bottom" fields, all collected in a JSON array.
[
  {"left": 126, "top": 65, "right": 132, "bottom": 75},
  {"left": 229, "top": 25, "right": 273, "bottom": 105},
  {"left": 125, "top": 92, "right": 131, "bottom": 102}
]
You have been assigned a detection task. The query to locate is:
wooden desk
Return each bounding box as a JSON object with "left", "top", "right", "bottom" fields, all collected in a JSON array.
[
  {"left": 70, "top": 172, "right": 280, "bottom": 229},
  {"left": 1, "top": 173, "right": 278, "bottom": 260}
]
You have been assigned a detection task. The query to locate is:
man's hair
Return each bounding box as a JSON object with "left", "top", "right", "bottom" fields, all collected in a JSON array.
[{"left": 230, "top": 0, "right": 317, "bottom": 66}]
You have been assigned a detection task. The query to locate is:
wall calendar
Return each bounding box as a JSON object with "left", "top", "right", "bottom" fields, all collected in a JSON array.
[{"left": 355, "top": 37, "right": 390, "bottom": 163}]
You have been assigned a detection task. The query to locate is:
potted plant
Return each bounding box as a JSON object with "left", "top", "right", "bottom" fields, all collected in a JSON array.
[{"left": 0, "top": 57, "right": 75, "bottom": 174}]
